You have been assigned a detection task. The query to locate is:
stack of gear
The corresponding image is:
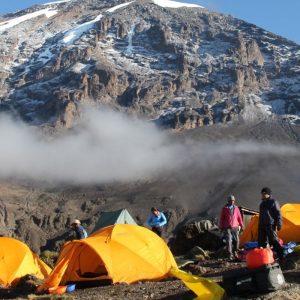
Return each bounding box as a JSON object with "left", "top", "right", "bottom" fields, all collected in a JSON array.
[{"left": 222, "top": 248, "right": 285, "bottom": 295}]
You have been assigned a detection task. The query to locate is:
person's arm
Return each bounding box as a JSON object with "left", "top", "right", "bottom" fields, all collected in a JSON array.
[
  {"left": 236, "top": 207, "right": 244, "bottom": 229},
  {"left": 219, "top": 208, "right": 225, "bottom": 230},
  {"left": 146, "top": 215, "right": 153, "bottom": 227},
  {"left": 69, "top": 229, "right": 76, "bottom": 241},
  {"left": 78, "top": 226, "right": 87, "bottom": 239},
  {"left": 273, "top": 200, "right": 282, "bottom": 230},
  {"left": 158, "top": 212, "right": 167, "bottom": 227},
  {"left": 74, "top": 228, "right": 81, "bottom": 239}
]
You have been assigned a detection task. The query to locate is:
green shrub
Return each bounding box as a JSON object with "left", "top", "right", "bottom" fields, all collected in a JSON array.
[{"left": 40, "top": 250, "right": 59, "bottom": 268}]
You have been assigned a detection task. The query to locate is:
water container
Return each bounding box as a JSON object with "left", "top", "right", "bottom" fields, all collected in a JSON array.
[
  {"left": 246, "top": 248, "right": 274, "bottom": 269},
  {"left": 66, "top": 284, "right": 76, "bottom": 293}
]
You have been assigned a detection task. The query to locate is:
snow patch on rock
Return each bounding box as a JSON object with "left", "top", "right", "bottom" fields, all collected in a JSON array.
[
  {"left": 107, "top": 1, "right": 135, "bottom": 13},
  {"left": 152, "top": 0, "right": 203, "bottom": 8},
  {"left": 0, "top": 8, "right": 57, "bottom": 32},
  {"left": 42, "top": 0, "right": 72, "bottom": 5}
]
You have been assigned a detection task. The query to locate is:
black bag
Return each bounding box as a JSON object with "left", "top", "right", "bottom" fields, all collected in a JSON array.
[
  {"left": 222, "top": 263, "right": 285, "bottom": 295},
  {"left": 162, "top": 211, "right": 171, "bottom": 223}
]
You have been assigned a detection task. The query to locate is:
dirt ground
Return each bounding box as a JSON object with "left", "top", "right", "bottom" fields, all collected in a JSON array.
[{"left": 1, "top": 259, "right": 300, "bottom": 300}]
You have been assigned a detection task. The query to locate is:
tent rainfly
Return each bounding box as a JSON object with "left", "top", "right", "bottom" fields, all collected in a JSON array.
[
  {"left": 240, "top": 203, "right": 300, "bottom": 246},
  {"left": 38, "top": 224, "right": 177, "bottom": 291},
  {"left": 92, "top": 208, "right": 137, "bottom": 232},
  {"left": 0, "top": 237, "right": 51, "bottom": 287}
]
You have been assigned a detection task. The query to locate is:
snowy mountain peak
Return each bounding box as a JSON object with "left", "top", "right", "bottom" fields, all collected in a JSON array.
[{"left": 0, "top": 0, "right": 299, "bottom": 128}]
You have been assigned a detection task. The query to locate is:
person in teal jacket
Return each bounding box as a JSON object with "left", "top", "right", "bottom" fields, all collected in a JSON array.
[{"left": 146, "top": 207, "right": 167, "bottom": 237}]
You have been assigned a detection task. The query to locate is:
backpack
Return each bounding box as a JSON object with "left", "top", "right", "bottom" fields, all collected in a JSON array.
[{"left": 162, "top": 211, "right": 171, "bottom": 223}]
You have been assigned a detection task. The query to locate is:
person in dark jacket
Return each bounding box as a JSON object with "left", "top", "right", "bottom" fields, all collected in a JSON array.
[
  {"left": 219, "top": 195, "right": 244, "bottom": 260},
  {"left": 71, "top": 219, "right": 88, "bottom": 240},
  {"left": 146, "top": 207, "right": 167, "bottom": 237},
  {"left": 258, "top": 187, "right": 284, "bottom": 259}
]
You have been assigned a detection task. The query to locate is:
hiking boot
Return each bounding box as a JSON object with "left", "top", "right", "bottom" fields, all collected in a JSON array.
[
  {"left": 228, "top": 255, "right": 234, "bottom": 261},
  {"left": 233, "top": 251, "right": 240, "bottom": 260}
]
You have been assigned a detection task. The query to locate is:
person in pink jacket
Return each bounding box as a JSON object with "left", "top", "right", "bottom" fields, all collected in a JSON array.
[{"left": 219, "top": 195, "right": 244, "bottom": 260}]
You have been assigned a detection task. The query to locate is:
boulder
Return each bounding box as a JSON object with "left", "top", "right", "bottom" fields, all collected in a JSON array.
[{"left": 170, "top": 219, "right": 222, "bottom": 255}]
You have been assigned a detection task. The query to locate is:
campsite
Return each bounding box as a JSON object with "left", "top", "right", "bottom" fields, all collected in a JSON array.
[
  {"left": 0, "top": 0, "right": 300, "bottom": 299},
  {"left": 1, "top": 205, "right": 300, "bottom": 300}
]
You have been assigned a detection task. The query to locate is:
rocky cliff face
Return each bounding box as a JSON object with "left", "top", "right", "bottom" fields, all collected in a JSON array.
[{"left": 0, "top": 0, "right": 300, "bottom": 130}]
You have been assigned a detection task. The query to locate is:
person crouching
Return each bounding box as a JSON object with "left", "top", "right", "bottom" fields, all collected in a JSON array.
[
  {"left": 71, "top": 219, "right": 88, "bottom": 240},
  {"left": 146, "top": 207, "right": 167, "bottom": 237}
]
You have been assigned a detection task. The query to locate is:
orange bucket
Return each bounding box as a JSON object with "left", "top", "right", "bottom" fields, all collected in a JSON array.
[{"left": 246, "top": 248, "right": 274, "bottom": 269}]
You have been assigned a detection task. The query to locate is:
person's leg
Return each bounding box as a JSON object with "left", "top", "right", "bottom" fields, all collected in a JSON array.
[
  {"left": 158, "top": 226, "right": 164, "bottom": 239},
  {"left": 152, "top": 226, "right": 162, "bottom": 237},
  {"left": 266, "top": 226, "right": 284, "bottom": 259},
  {"left": 231, "top": 227, "right": 239, "bottom": 254},
  {"left": 258, "top": 226, "right": 268, "bottom": 248},
  {"left": 224, "top": 228, "right": 233, "bottom": 258}
]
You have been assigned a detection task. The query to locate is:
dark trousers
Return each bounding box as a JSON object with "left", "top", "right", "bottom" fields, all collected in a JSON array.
[
  {"left": 258, "top": 225, "right": 284, "bottom": 259},
  {"left": 224, "top": 227, "right": 239, "bottom": 257},
  {"left": 152, "top": 226, "right": 163, "bottom": 237}
]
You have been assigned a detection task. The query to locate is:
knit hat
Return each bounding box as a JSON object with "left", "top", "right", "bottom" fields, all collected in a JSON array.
[{"left": 261, "top": 187, "right": 272, "bottom": 195}]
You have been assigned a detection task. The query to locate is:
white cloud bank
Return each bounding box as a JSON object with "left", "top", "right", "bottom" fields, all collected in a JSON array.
[
  {"left": 0, "top": 108, "right": 296, "bottom": 184},
  {"left": 0, "top": 109, "right": 181, "bottom": 183}
]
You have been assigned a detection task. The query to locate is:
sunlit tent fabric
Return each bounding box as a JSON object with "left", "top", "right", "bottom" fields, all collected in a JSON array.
[
  {"left": 170, "top": 268, "right": 224, "bottom": 300},
  {"left": 239, "top": 215, "right": 259, "bottom": 246},
  {"left": 92, "top": 208, "right": 136, "bottom": 232},
  {"left": 38, "top": 224, "right": 177, "bottom": 290},
  {"left": 240, "top": 203, "right": 300, "bottom": 246},
  {"left": 0, "top": 237, "right": 51, "bottom": 287}
]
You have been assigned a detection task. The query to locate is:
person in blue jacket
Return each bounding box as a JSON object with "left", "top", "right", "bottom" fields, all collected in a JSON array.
[
  {"left": 146, "top": 207, "right": 167, "bottom": 237},
  {"left": 71, "top": 219, "right": 88, "bottom": 240}
]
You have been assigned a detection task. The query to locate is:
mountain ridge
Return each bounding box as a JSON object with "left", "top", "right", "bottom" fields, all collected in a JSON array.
[{"left": 0, "top": 0, "right": 299, "bottom": 129}]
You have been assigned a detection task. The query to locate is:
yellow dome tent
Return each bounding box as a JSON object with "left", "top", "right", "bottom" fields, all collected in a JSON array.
[
  {"left": 0, "top": 237, "right": 51, "bottom": 287},
  {"left": 38, "top": 224, "right": 177, "bottom": 290},
  {"left": 240, "top": 203, "right": 300, "bottom": 246},
  {"left": 39, "top": 224, "right": 224, "bottom": 299}
]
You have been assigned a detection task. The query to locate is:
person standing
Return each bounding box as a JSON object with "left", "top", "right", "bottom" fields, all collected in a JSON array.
[
  {"left": 146, "top": 207, "right": 167, "bottom": 237},
  {"left": 258, "top": 187, "right": 284, "bottom": 259},
  {"left": 219, "top": 195, "right": 244, "bottom": 260},
  {"left": 71, "top": 219, "right": 88, "bottom": 240}
]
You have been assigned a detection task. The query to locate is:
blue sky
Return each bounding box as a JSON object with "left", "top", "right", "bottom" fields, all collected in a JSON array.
[{"left": 0, "top": 0, "right": 299, "bottom": 44}]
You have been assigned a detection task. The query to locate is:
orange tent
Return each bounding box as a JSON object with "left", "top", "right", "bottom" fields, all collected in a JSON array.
[
  {"left": 240, "top": 203, "right": 300, "bottom": 246},
  {"left": 0, "top": 237, "right": 51, "bottom": 287},
  {"left": 38, "top": 224, "right": 177, "bottom": 290},
  {"left": 239, "top": 215, "right": 259, "bottom": 246}
]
